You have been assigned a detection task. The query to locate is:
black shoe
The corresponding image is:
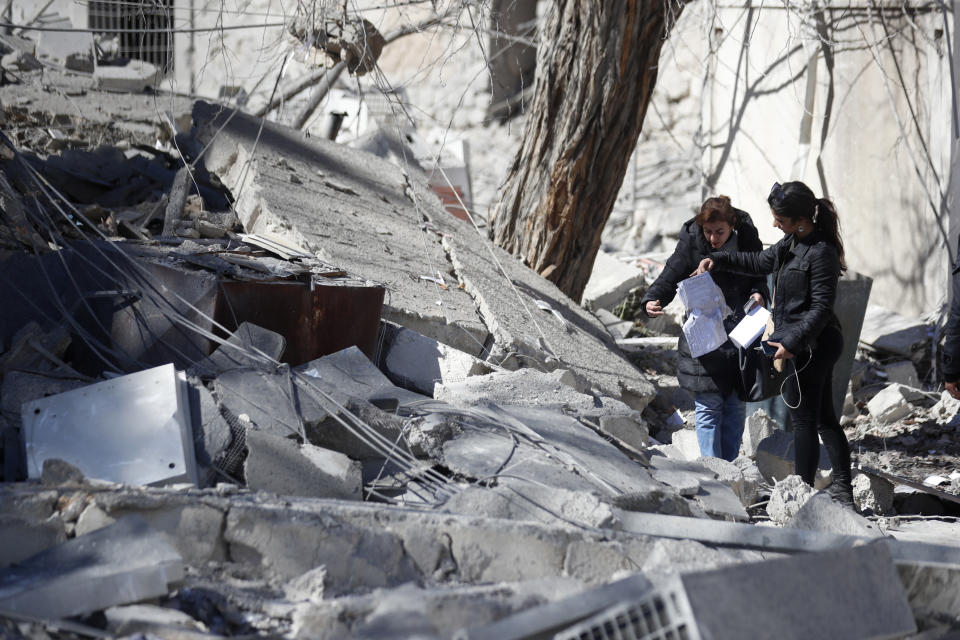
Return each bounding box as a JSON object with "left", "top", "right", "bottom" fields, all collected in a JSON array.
[{"left": 824, "top": 480, "right": 857, "bottom": 511}]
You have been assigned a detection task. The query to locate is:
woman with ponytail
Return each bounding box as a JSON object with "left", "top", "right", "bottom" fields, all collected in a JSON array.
[{"left": 694, "top": 181, "right": 855, "bottom": 509}]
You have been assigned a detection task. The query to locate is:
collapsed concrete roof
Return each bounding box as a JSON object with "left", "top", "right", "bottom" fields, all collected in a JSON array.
[{"left": 189, "top": 100, "right": 656, "bottom": 410}]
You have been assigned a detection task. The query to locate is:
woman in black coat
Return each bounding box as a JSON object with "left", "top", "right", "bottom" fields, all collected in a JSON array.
[
  {"left": 641, "top": 196, "right": 768, "bottom": 461},
  {"left": 695, "top": 181, "right": 854, "bottom": 508}
]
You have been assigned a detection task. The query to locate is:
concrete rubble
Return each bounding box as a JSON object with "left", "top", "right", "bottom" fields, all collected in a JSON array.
[{"left": 0, "top": 39, "right": 958, "bottom": 640}]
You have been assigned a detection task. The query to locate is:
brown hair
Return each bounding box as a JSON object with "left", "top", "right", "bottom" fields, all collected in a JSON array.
[{"left": 696, "top": 195, "right": 737, "bottom": 226}]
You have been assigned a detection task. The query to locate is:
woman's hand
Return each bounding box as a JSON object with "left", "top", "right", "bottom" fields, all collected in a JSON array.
[
  {"left": 747, "top": 293, "right": 765, "bottom": 311},
  {"left": 691, "top": 258, "right": 714, "bottom": 276},
  {"left": 766, "top": 341, "right": 794, "bottom": 360},
  {"left": 645, "top": 300, "right": 664, "bottom": 317}
]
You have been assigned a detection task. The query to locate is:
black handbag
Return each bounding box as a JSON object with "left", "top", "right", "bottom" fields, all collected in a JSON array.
[{"left": 737, "top": 340, "right": 791, "bottom": 401}]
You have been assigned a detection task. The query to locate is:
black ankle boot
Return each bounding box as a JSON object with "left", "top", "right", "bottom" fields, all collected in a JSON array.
[{"left": 824, "top": 477, "right": 856, "bottom": 511}]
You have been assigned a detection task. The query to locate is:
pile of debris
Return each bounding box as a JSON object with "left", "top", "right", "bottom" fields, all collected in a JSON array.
[{"left": 0, "top": 68, "right": 959, "bottom": 639}]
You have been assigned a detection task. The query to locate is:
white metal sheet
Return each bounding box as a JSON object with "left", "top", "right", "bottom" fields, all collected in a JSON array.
[{"left": 21, "top": 364, "right": 197, "bottom": 486}]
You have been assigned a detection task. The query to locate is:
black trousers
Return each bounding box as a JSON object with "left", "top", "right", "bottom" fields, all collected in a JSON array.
[{"left": 783, "top": 325, "right": 852, "bottom": 486}]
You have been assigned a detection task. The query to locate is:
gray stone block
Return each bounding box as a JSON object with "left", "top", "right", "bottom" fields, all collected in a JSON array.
[
  {"left": 0, "top": 515, "right": 67, "bottom": 568},
  {"left": 442, "top": 484, "right": 615, "bottom": 529},
  {"left": 91, "top": 493, "right": 227, "bottom": 565},
  {"left": 214, "top": 366, "right": 327, "bottom": 438},
  {"left": 0, "top": 515, "right": 183, "bottom": 619},
  {"left": 852, "top": 471, "right": 895, "bottom": 515},
  {"left": 867, "top": 383, "right": 925, "bottom": 424},
  {"left": 640, "top": 538, "right": 764, "bottom": 576},
  {"left": 731, "top": 455, "right": 762, "bottom": 507},
  {"left": 190, "top": 321, "right": 286, "bottom": 377},
  {"left": 297, "top": 346, "right": 427, "bottom": 407},
  {"left": 670, "top": 541, "right": 915, "bottom": 640},
  {"left": 224, "top": 503, "right": 420, "bottom": 593},
  {"left": 766, "top": 474, "right": 817, "bottom": 525},
  {"left": 786, "top": 493, "right": 885, "bottom": 538},
  {"left": 244, "top": 428, "right": 362, "bottom": 500},
  {"left": 883, "top": 360, "right": 920, "bottom": 388},
  {"left": 459, "top": 573, "right": 653, "bottom": 640},
  {"left": 583, "top": 251, "right": 646, "bottom": 311},
  {"left": 379, "top": 322, "right": 497, "bottom": 395}
]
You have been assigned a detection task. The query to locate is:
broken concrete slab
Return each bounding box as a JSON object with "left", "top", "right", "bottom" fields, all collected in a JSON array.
[
  {"left": 620, "top": 542, "right": 915, "bottom": 640},
  {"left": 21, "top": 363, "right": 198, "bottom": 486},
  {"left": 731, "top": 455, "right": 762, "bottom": 507},
  {"left": 640, "top": 538, "right": 767, "bottom": 576},
  {"left": 95, "top": 60, "right": 162, "bottom": 93},
  {"left": 225, "top": 502, "right": 422, "bottom": 593},
  {"left": 191, "top": 102, "right": 655, "bottom": 410},
  {"left": 190, "top": 321, "right": 286, "bottom": 377},
  {"left": 442, "top": 484, "right": 616, "bottom": 530},
  {"left": 867, "top": 382, "right": 925, "bottom": 424},
  {"left": 435, "top": 368, "right": 650, "bottom": 455},
  {"left": 191, "top": 102, "right": 490, "bottom": 356},
  {"left": 582, "top": 251, "right": 645, "bottom": 312},
  {"left": 297, "top": 345, "right": 427, "bottom": 407},
  {"left": 81, "top": 491, "right": 226, "bottom": 565},
  {"left": 377, "top": 321, "right": 498, "bottom": 396},
  {"left": 696, "top": 456, "right": 753, "bottom": 508},
  {"left": 0, "top": 515, "right": 67, "bottom": 568},
  {"left": 786, "top": 493, "right": 885, "bottom": 538},
  {"left": 244, "top": 428, "right": 362, "bottom": 500},
  {"left": 458, "top": 574, "right": 653, "bottom": 640},
  {"left": 593, "top": 308, "right": 634, "bottom": 340},
  {"left": 471, "top": 405, "right": 668, "bottom": 503},
  {"left": 213, "top": 366, "right": 317, "bottom": 439},
  {"left": 0, "top": 515, "right": 184, "bottom": 620},
  {"left": 755, "top": 430, "right": 832, "bottom": 489},
  {"left": 615, "top": 508, "right": 960, "bottom": 568}
]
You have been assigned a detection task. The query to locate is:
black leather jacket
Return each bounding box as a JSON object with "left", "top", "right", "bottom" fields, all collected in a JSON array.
[
  {"left": 942, "top": 236, "right": 960, "bottom": 382},
  {"left": 641, "top": 211, "right": 768, "bottom": 394},
  {"left": 711, "top": 230, "right": 841, "bottom": 355}
]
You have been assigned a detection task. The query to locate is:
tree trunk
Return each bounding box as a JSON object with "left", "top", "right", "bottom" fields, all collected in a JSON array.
[{"left": 489, "top": 0, "right": 687, "bottom": 303}]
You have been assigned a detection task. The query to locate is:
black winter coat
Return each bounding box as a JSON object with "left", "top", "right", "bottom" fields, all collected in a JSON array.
[
  {"left": 942, "top": 235, "right": 960, "bottom": 382},
  {"left": 641, "top": 211, "right": 769, "bottom": 394},
  {"left": 711, "top": 230, "right": 841, "bottom": 356}
]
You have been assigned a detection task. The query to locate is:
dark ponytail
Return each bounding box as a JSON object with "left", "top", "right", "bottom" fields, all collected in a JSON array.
[
  {"left": 769, "top": 181, "right": 846, "bottom": 272},
  {"left": 814, "top": 197, "right": 846, "bottom": 272}
]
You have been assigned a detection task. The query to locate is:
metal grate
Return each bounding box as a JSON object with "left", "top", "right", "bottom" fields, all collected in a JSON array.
[
  {"left": 554, "top": 585, "right": 701, "bottom": 640},
  {"left": 88, "top": 0, "right": 174, "bottom": 75}
]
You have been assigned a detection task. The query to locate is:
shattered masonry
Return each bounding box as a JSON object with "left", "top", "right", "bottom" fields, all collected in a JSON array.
[{"left": 0, "top": 20, "right": 959, "bottom": 640}]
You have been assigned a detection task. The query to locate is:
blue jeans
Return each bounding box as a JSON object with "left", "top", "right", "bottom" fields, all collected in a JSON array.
[{"left": 694, "top": 391, "right": 746, "bottom": 461}]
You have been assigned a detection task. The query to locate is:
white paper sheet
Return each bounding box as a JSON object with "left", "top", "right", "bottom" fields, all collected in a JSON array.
[
  {"left": 675, "top": 272, "right": 730, "bottom": 358},
  {"left": 729, "top": 305, "right": 771, "bottom": 349}
]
